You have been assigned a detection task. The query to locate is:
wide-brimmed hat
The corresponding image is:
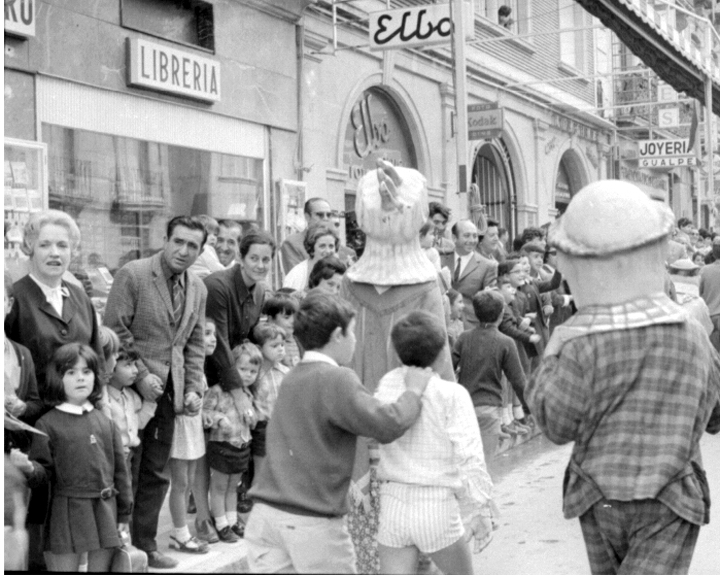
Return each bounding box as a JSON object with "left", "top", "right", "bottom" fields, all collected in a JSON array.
[{"left": 548, "top": 180, "right": 675, "bottom": 257}]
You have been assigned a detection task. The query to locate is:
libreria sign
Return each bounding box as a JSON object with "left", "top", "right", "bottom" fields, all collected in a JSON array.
[{"left": 127, "top": 38, "right": 221, "bottom": 103}]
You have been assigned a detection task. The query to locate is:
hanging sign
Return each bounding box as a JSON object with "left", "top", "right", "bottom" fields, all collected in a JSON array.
[
  {"left": 468, "top": 103, "right": 504, "bottom": 141},
  {"left": 369, "top": 1, "right": 473, "bottom": 51},
  {"left": 127, "top": 38, "right": 221, "bottom": 103},
  {"left": 638, "top": 138, "right": 696, "bottom": 167}
]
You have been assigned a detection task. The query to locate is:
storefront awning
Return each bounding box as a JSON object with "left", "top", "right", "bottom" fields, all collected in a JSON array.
[{"left": 575, "top": 0, "right": 720, "bottom": 117}]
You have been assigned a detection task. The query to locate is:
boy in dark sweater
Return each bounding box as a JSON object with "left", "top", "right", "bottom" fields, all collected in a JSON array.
[
  {"left": 452, "top": 291, "right": 526, "bottom": 468},
  {"left": 245, "top": 291, "right": 431, "bottom": 574}
]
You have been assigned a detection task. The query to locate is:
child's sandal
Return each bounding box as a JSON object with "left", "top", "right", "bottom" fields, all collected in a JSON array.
[{"left": 169, "top": 535, "right": 210, "bottom": 554}]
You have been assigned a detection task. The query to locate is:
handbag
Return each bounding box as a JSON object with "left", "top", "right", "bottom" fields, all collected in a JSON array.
[{"left": 111, "top": 530, "right": 148, "bottom": 573}]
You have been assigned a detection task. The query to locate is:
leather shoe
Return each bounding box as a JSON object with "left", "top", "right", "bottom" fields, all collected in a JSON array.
[{"left": 147, "top": 550, "right": 179, "bottom": 569}]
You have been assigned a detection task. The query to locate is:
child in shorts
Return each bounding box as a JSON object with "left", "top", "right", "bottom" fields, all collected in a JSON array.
[{"left": 375, "top": 310, "right": 497, "bottom": 574}]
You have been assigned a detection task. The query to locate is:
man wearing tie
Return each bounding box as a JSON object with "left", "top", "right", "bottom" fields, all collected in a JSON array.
[
  {"left": 104, "top": 216, "right": 208, "bottom": 569},
  {"left": 441, "top": 219, "right": 498, "bottom": 329}
]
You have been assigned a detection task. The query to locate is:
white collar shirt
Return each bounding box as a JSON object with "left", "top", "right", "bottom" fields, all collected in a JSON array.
[
  {"left": 106, "top": 385, "right": 143, "bottom": 451},
  {"left": 374, "top": 367, "right": 494, "bottom": 514},
  {"left": 454, "top": 251, "right": 474, "bottom": 278},
  {"left": 29, "top": 274, "right": 69, "bottom": 317},
  {"left": 301, "top": 350, "right": 339, "bottom": 367},
  {"left": 56, "top": 401, "right": 94, "bottom": 414}
]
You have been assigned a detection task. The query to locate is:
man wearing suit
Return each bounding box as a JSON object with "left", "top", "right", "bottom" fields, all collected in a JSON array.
[
  {"left": 441, "top": 219, "right": 498, "bottom": 329},
  {"left": 104, "top": 216, "right": 208, "bottom": 569}
]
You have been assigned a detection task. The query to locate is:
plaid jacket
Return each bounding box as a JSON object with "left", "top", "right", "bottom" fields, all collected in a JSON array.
[{"left": 528, "top": 319, "right": 720, "bottom": 525}]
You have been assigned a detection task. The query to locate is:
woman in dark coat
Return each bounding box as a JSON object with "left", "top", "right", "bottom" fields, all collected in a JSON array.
[{"left": 3, "top": 209, "right": 103, "bottom": 571}]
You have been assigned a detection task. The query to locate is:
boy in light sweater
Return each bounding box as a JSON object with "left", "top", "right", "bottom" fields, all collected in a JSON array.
[{"left": 245, "top": 291, "right": 431, "bottom": 574}]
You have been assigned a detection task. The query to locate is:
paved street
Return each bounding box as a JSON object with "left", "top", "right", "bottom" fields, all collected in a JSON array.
[{"left": 473, "top": 432, "right": 720, "bottom": 575}]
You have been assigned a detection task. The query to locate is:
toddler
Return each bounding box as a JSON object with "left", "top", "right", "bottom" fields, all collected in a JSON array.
[
  {"left": 203, "top": 341, "right": 259, "bottom": 542},
  {"left": 166, "top": 318, "right": 216, "bottom": 553},
  {"left": 262, "top": 293, "right": 302, "bottom": 368},
  {"left": 250, "top": 322, "right": 290, "bottom": 474},
  {"left": 105, "top": 341, "right": 156, "bottom": 496}
]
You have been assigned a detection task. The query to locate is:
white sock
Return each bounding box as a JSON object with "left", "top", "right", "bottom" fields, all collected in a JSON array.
[
  {"left": 502, "top": 405, "right": 512, "bottom": 425},
  {"left": 513, "top": 406, "right": 525, "bottom": 420},
  {"left": 227, "top": 511, "right": 238, "bottom": 526},
  {"left": 173, "top": 525, "right": 191, "bottom": 542},
  {"left": 214, "top": 515, "right": 228, "bottom": 530}
]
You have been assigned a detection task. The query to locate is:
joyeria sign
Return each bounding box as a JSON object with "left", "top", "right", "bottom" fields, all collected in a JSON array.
[{"left": 369, "top": 1, "right": 473, "bottom": 51}]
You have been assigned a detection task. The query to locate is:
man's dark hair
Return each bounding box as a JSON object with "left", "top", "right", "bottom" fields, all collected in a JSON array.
[
  {"left": 698, "top": 228, "right": 710, "bottom": 239},
  {"left": 478, "top": 218, "right": 499, "bottom": 241},
  {"left": 308, "top": 255, "right": 347, "bottom": 289},
  {"left": 428, "top": 202, "right": 450, "bottom": 221},
  {"left": 304, "top": 197, "right": 329, "bottom": 216},
  {"left": 239, "top": 230, "right": 276, "bottom": 259},
  {"left": 166, "top": 216, "right": 207, "bottom": 248},
  {"left": 262, "top": 292, "right": 300, "bottom": 318},
  {"left": 294, "top": 292, "right": 356, "bottom": 351},
  {"left": 391, "top": 311, "right": 446, "bottom": 368},
  {"left": 677, "top": 217, "right": 693, "bottom": 229},
  {"left": 512, "top": 236, "right": 525, "bottom": 251},
  {"left": 498, "top": 5, "right": 511, "bottom": 17},
  {"left": 520, "top": 227, "right": 544, "bottom": 245},
  {"left": 472, "top": 291, "right": 505, "bottom": 324}
]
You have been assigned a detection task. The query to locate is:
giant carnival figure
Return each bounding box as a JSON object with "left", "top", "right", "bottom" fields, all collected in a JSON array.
[
  {"left": 527, "top": 180, "right": 720, "bottom": 575},
  {"left": 340, "top": 160, "right": 456, "bottom": 574}
]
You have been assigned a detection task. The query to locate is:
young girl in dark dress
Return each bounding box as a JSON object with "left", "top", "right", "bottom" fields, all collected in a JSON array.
[{"left": 27, "top": 343, "right": 132, "bottom": 572}]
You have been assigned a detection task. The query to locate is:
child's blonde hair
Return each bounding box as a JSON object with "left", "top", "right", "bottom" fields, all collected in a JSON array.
[
  {"left": 232, "top": 340, "right": 263, "bottom": 368},
  {"left": 99, "top": 325, "right": 121, "bottom": 362},
  {"left": 252, "top": 322, "right": 286, "bottom": 347}
]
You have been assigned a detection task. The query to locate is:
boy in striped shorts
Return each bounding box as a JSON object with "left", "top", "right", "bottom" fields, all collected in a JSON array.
[{"left": 374, "top": 311, "right": 499, "bottom": 574}]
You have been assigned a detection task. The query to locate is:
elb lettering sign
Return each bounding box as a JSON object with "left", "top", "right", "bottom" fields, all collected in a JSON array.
[
  {"left": 638, "top": 139, "right": 697, "bottom": 168},
  {"left": 127, "top": 38, "right": 220, "bottom": 103},
  {"left": 369, "top": 2, "right": 473, "bottom": 51},
  {"left": 468, "top": 103, "right": 504, "bottom": 141},
  {"left": 5, "top": 0, "right": 35, "bottom": 38}
]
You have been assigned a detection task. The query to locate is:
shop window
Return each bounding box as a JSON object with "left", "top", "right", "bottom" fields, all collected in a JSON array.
[
  {"left": 558, "top": 0, "right": 584, "bottom": 71},
  {"left": 121, "top": 0, "right": 214, "bottom": 51},
  {"left": 42, "top": 124, "right": 263, "bottom": 279},
  {"left": 474, "top": 0, "right": 530, "bottom": 35}
]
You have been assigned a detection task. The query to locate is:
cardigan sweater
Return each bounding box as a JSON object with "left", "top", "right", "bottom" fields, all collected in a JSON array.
[{"left": 248, "top": 361, "right": 422, "bottom": 517}]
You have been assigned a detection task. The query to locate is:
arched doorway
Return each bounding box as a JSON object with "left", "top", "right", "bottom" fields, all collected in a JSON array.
[{"left": 471, "top": 140, "right": 515, "bottom": 236}]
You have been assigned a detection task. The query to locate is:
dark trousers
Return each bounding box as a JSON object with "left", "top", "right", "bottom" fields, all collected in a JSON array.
[
  {"left": 579, "top": 498, "right": 700, "bottom": 575},
  {"left": 710, "top": 314, "right": 720, "bottom": 353},
  {"left": 131, "top": 383, "right": 175, "bottom": 553}
]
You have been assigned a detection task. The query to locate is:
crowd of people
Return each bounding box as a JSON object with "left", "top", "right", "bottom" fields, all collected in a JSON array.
[{"left": 3, "top": 175, "right": 720, "bottom": 573}]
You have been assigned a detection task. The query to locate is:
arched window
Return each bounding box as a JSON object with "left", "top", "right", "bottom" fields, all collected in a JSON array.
[{"left": 471, "top": 142, "right": 514, "bottom": 235}]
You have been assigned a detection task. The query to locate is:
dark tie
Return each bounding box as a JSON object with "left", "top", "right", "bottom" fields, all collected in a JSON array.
[
  {"left": 453, "top": 257, "right": 462, "bottom": 284},
  {"left": 172, "top": 274, "right": 185, "bottom": 326}
]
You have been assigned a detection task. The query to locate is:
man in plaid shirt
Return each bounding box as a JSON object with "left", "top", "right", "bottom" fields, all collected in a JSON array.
[{"left": 527, "top": 180, "right": 720, "bottom": 575}]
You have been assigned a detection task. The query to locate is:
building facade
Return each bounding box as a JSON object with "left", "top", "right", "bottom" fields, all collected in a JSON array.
[{"left": 5, "top": 0, "right": 302, "bottom": 284}]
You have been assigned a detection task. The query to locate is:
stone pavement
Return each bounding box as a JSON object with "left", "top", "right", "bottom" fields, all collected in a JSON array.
[{"left": 149, "top": 422, "right": 541, "bottom": 573}]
